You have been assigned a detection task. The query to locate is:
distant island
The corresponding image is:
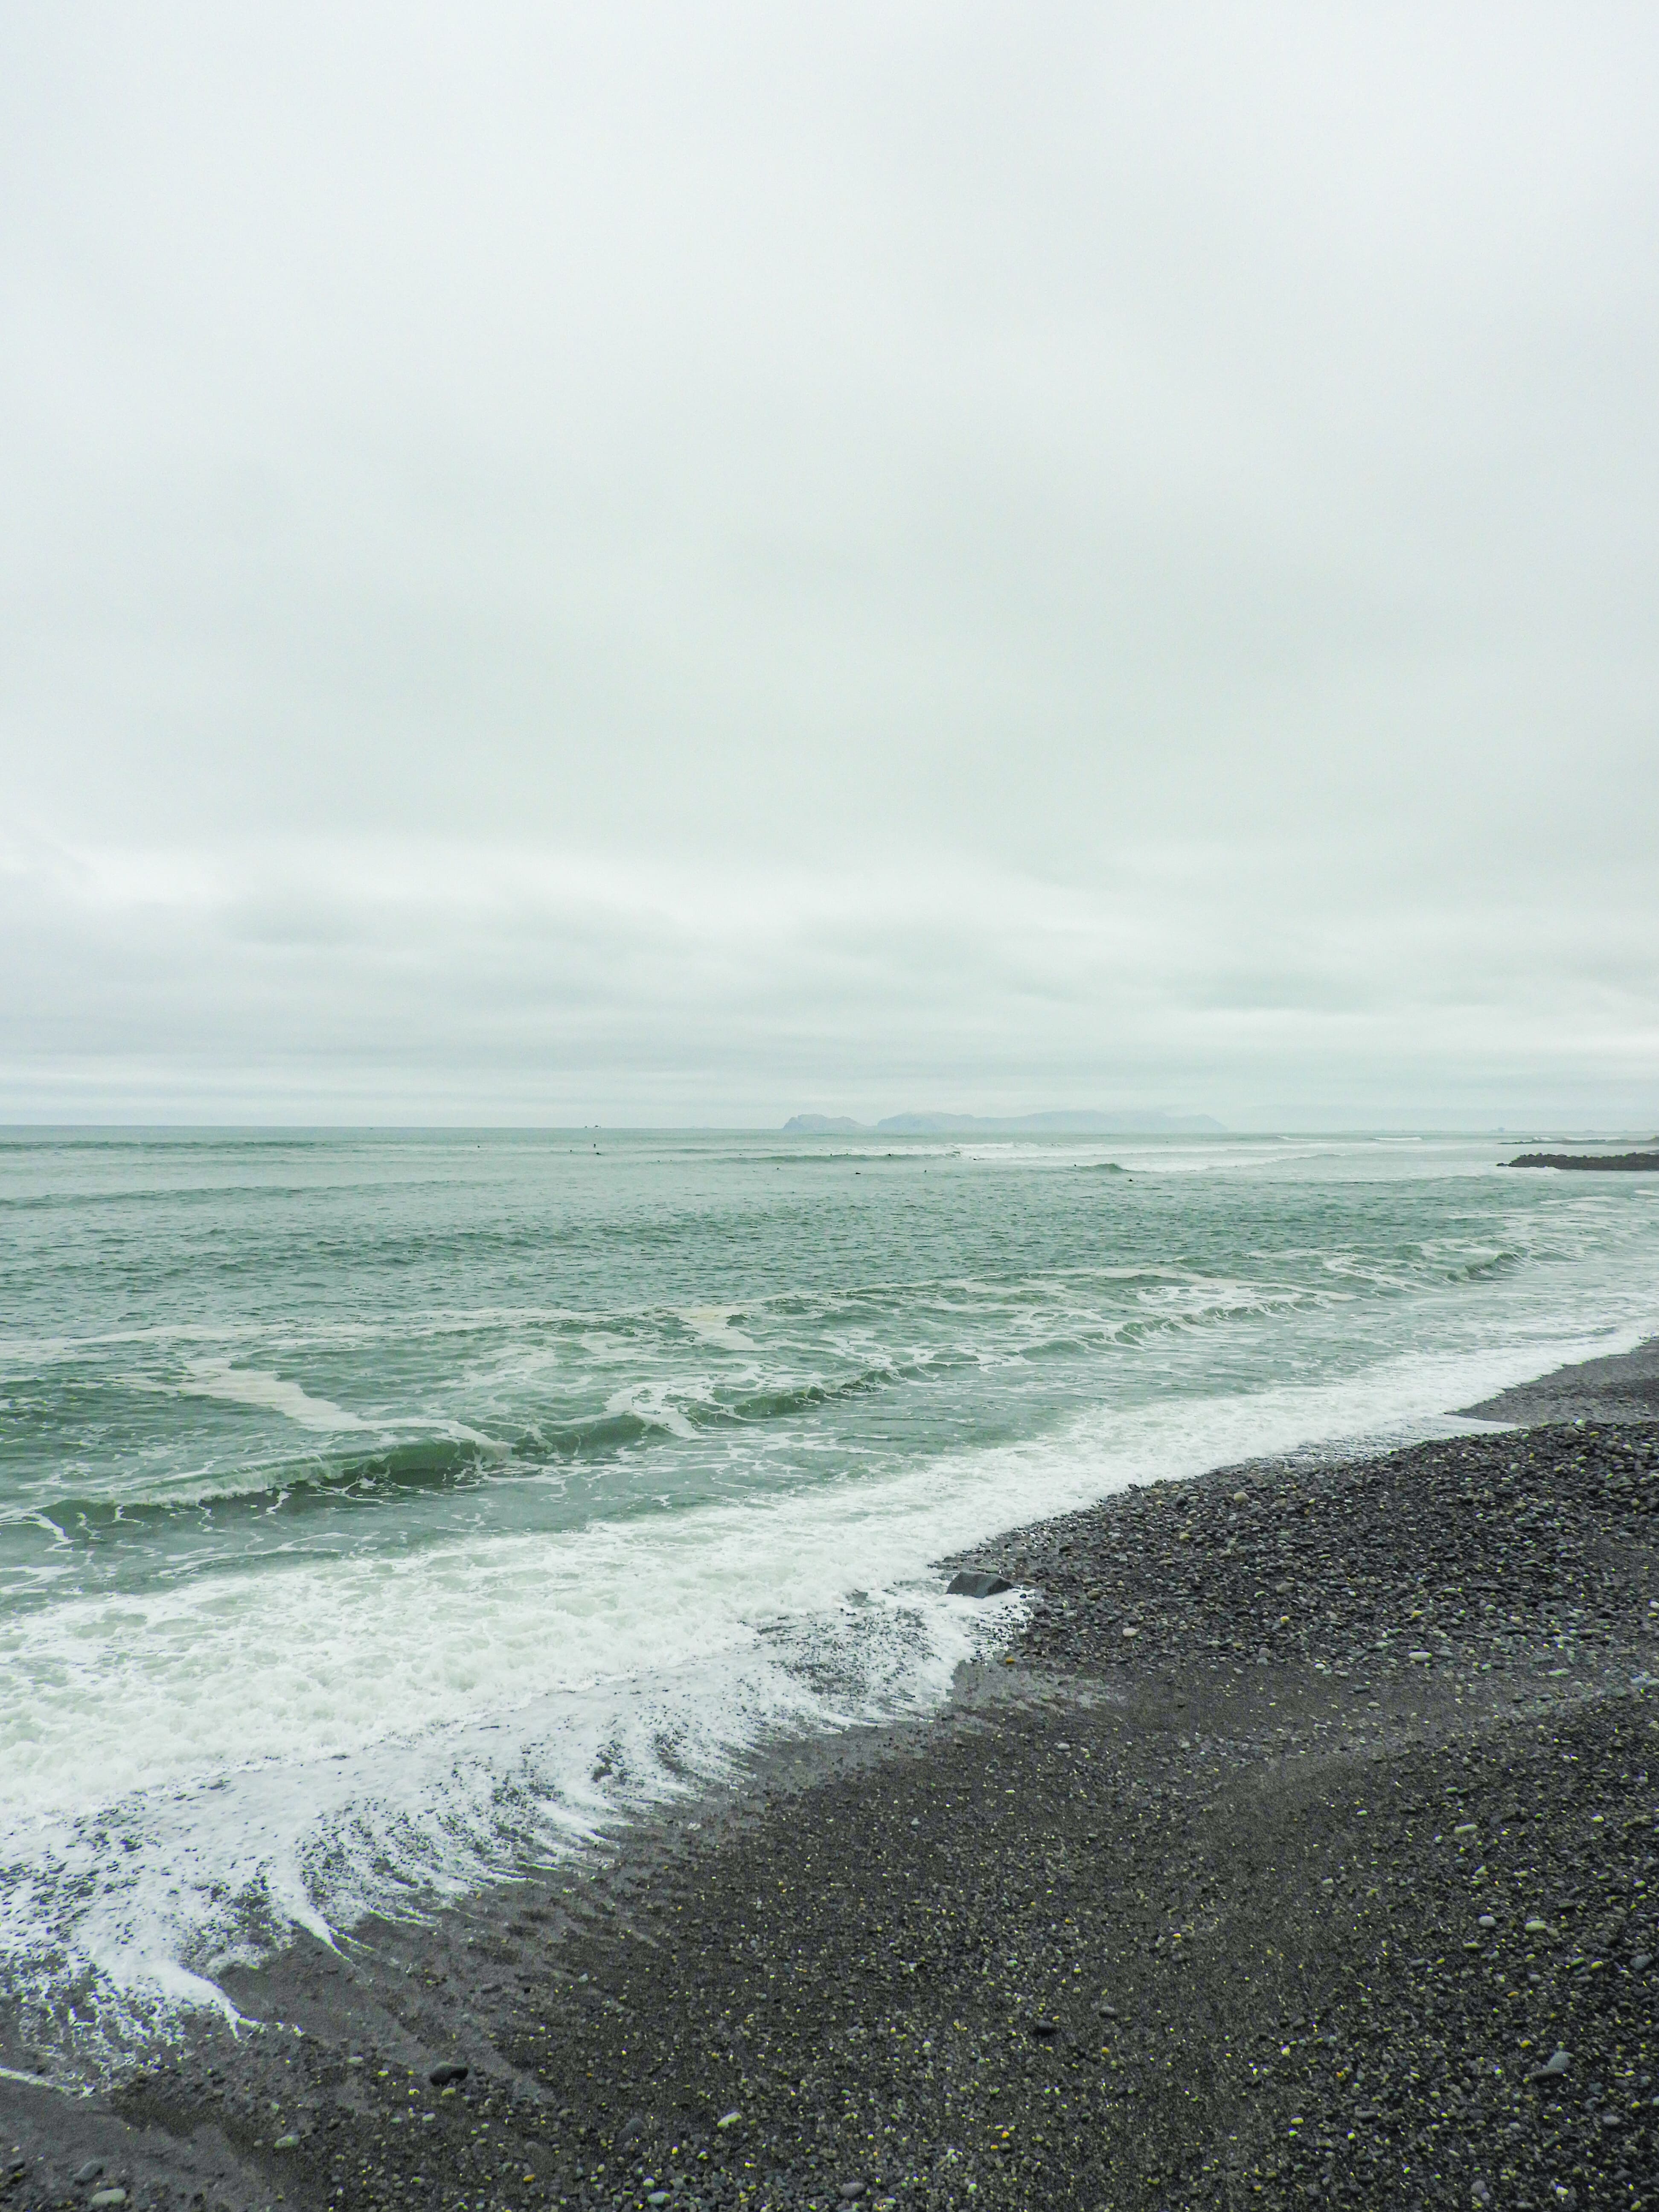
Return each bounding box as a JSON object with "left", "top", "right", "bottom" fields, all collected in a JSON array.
[{"left": 783, "top": 1108, "right": 1226, "bottom": 1136}]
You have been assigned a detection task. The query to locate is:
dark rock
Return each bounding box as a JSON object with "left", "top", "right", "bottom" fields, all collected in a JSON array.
[
  {"left": 1503, "top": 1151, "right": 1659, "bottom": 1171},
  {"left": 948, "top": 1570, "right": 1013, "bottom": 1597},
  {"left": 428, "top": 2062, "right": 469, "bottom": 2086},
  {"left": 1530, "top": 2048, "right": 1570, "bottom": 2080},
  {"left": 75, "top": 2163, "right": 105, "bottom": 2185}
]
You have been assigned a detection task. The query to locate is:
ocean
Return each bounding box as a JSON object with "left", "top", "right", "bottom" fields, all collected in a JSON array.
[{"left": 2, "top": 1126, "right": 1656, "bottom": 2070}]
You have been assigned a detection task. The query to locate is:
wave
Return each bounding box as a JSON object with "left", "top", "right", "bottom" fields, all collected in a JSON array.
[
  {"left": 21, "top": 1364, "right": 946, "bottom": 1532},
  {"left": 4, "top": 1249, "right": 1548, "bottom": 1535}
]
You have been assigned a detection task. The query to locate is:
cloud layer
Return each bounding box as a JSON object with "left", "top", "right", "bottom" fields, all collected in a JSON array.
[{"left": 3, "top": 4, "right": 1656, "bottom": 1123}]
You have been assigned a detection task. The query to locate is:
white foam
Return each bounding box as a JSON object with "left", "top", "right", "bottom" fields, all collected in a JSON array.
[
  {"left": 179, "top": 1359, "right": 370, "bottom": 1432},
  {"left": 681, "top": 1306, "right": 757, "bottom": 1349}
]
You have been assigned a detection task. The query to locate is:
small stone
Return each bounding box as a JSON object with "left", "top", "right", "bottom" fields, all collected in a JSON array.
[
  {"left": 1524, "top": 1918, "right": 1551, "bottom": 1935},
  {"left": 716, "top": 2109, "right": 743, "bottom": 2129},
  {"left": 88, "top": 2195, "right": 127, "bottom": 2209},
  {"left": 649, "top": 2196, "right": 670, "bottom": 2207},
  {"left": 949, "top": 1571, "right": 1012, "bottom": 1598},
  {"left": 274, "top": 2134, "right": 301, "bottom": 2150},
  {"left": 839, "top": 2186, "right": 867, "bottom": 2202},
  {"left": 75, "top": 2163, "right": 105, "bottom": 2185},
  {"left": 1530, "top": 2047, "right": 1570, "bottom": 2080},
  {"left": 1478, "top": 1914, "right": 1496, "bottom": 1928},
  {"left": 428, "top": 2062, "right": 469, "bottom": 2087}
]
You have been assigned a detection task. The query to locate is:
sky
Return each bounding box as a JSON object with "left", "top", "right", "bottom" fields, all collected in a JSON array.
[{"left": 2, "top": 3, "right": 1656, "bottom": 1129}]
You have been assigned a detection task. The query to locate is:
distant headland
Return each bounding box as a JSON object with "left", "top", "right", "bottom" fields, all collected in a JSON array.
[{"left": 782, "top": 1108, "right": 1226, "bottom": 1136}]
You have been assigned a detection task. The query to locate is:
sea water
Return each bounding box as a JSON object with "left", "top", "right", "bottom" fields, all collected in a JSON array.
[{"left": 2, "top": 1127, "right": 1656, "bottom": 2066}]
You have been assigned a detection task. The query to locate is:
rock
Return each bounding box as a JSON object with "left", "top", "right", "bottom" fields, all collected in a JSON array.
[
  {"left": 839, "top": 2186, "right": 867, "bottom": 2202},
  {"left": 428, "top": 2062, "right": 469, "bottom": 2086},
  {"left": 1504, "top": 1151, "right": 1659, "bottom": 1172},
  {"left": 1530, "top": 2047, "right": 1570, "bottom": 2080},
  {"left": 1027, "top": 2018, "right": 1059, "bottom": 2039},
  {"left": 949, "top": 1571, "right": 1013, "bottom": 1597},
  {"left": 87, "top": 2195, "right": 126, "bottom": 2209},
  {"left": 274, "top": 2134, "right": 300, "bottom": 2149},
  {"left": 649, "top": 2196, "right": 670, "bottom": 2207},
  {"left": 1524, "top": 1918, "right": 1551, "bottom": 1934},
  {"left": 75, "top": 2163, "right": 105, "bottom": 2185},
  {"left": 716, "top": 2109, "right": 743, "bottom": 2129},
  {"left": 1477, "top": 1914, "right": 1496, "bottom": 1928}
]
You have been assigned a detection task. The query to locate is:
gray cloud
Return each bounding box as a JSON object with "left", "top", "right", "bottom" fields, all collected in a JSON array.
[{"left": 3, "top": 3, "right": 1656, "bottom": 1124}]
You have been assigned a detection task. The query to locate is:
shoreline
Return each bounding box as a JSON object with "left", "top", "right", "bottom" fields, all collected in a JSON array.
[{"left": 3, "top": 1345, "right": 1656, "bottom": 2210}]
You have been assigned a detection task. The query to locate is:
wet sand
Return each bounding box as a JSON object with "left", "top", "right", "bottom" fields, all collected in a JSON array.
[{"left": 5, "top": 1346, "right": 1657, "bottom": 2212}]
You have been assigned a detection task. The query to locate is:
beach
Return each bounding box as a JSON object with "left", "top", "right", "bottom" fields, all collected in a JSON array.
[{"left": 5, "top": 1338, "right": 1655, "bottom": 2212}]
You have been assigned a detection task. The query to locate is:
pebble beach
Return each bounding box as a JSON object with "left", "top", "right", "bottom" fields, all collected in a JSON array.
[{"left": 5, "top": 1342, "right": 1657, "bottom": 2212}]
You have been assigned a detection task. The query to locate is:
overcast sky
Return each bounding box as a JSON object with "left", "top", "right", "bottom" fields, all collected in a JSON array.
[{"left": 3, "top": 3, "right": 1656, "bottom": 1126}]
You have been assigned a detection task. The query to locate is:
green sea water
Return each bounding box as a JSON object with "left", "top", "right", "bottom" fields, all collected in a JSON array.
[{"left": 2, "top": 1126, "right": 1655, "bottom": 2061}]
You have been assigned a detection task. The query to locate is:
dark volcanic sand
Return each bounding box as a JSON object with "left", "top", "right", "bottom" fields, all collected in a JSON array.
[{"left": 5, "top": 1356, "right": 1658, "bottom": 2212}]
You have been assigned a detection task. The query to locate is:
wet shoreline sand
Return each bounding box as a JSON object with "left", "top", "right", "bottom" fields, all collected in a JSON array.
[{"left": 5, "top": 1343, "right": 1657, "bottom": 2212}]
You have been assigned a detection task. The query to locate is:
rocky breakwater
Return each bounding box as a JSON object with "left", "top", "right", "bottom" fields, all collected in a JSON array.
[{"left": 1503, "top": 1152, "right": 1659, "bottom": 1171}]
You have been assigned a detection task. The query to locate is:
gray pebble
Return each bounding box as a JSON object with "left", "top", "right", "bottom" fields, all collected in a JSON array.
[{"left": 75, "top": 2162, "right": 105, "bottom": 2185}]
